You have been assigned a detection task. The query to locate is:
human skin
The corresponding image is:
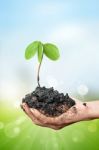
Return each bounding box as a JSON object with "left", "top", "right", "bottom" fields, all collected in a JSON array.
[{"left": 21, "top": 99, "right": 99, "bottom": 130}]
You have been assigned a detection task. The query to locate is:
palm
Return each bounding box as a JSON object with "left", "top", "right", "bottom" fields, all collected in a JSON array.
[{"left": 21, "top": 99, "right": 88, "bottom": 130}]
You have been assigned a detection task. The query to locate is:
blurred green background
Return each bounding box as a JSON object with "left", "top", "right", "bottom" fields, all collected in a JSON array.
[{"left": 0, "top": 0, "right": 99, "bottom": 150}]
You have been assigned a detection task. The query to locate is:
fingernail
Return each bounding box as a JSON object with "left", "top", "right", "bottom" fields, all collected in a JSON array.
[
  {"left": 23, "top": 105, "right": 26, "bottom": 109},
  {"left": 23, "top": 103, "right": 26, "bottom": 106}
]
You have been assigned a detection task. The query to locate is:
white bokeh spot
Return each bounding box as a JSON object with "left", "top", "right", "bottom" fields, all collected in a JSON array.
[{"left": 77, "top": 84, "right": 88, "bottom": 96}]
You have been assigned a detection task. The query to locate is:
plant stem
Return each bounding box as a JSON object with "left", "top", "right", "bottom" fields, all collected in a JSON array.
[{"left": 37, "top": 53, "right": 43, "bottom": 87}]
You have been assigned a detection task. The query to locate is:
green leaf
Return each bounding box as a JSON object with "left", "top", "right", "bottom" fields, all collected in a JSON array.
[
  {"left": 43, "top": 43, "right": 60, "bottom": 60},
  {"left": 38, "top": 42, "right": 43, "bottom": 63},
  {"left": 25, "top": 41, "right": 39, "bottom": 60}
]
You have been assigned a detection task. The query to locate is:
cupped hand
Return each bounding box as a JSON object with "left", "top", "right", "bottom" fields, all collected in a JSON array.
[{"left": 21, "top": 99, "right": 90, "bottom": 130}]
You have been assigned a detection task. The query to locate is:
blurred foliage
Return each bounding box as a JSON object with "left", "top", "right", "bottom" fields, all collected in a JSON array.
[{"left": 0, "top": 97, "right": 99, "bottom": 150}]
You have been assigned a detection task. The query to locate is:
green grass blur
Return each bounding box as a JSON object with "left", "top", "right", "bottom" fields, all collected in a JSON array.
[{"left": 0, "top": 98, "right": 99, "bottom": 150}]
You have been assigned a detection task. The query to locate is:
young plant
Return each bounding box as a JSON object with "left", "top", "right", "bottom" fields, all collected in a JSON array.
[{"left": 25, "top": 41, "right": 60, "bottom": 87}]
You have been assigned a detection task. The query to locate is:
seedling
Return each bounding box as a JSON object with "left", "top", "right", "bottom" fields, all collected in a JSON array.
[
  {"left": 22, "top": 41, "right": 75, "bottom": 117},
  {"left": 25, "top": 41, "right": 60, "bottom": 87}
]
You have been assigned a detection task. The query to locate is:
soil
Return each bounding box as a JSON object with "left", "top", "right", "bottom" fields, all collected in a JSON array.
[
  {"left": 22, "top": 86, "right": 76, "bottom": 117},
  {"left": 83, "top": 103, "right": 87, "bottom": 106}
]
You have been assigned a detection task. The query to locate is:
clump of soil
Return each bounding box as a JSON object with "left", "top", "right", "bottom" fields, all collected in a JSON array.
[{"left": 22, "top": 86, "right": 76, "bottom": 117}]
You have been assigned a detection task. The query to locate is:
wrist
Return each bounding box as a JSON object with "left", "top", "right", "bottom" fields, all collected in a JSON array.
[{"left": 87, "top": 101, "right": 99, "bottom": 119}]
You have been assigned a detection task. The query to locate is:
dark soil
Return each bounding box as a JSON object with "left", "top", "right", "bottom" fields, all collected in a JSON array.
[{"left": 22, "top": 86, "right": 76, "bottom": 117}]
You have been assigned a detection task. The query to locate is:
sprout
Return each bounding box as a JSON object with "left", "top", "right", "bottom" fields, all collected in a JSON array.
[{"left": 25, "top": 41, "right": 60, "bottom": 87}]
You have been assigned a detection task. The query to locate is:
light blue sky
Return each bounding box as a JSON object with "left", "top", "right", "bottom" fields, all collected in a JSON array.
[
  {"left": 0, "top": 0, "right": 99, "bottom": 32},
  {"left": 0, "top": 0, "right": 99, "bottom": 100}
]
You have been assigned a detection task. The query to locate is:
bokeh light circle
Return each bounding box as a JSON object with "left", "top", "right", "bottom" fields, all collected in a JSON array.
[
  {"left": 15, "top": 117, "right": 26, "bottom": 125},
  {"left": 4, "top": 123, "right": 20, "bottom": 138},
  {"left": 77, "top": 84, "right": 88, "bottom": 96},
  {"left": 72, "top": 130, "right": 85, "bottom": 143},
  {"left": 0, "top": 122, "right": 4, "bottom": 129}
]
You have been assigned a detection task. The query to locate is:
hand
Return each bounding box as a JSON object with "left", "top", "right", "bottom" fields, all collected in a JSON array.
[{"left": 21, "top": 99, "right": 99, "bottom": 130}]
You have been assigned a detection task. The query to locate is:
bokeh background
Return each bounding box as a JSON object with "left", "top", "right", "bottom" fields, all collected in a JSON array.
[{"left": 0, "top": 0, "right": 99, "bottom": 150}]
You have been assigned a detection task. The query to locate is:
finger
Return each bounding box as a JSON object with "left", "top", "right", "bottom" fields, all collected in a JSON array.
[
  {"left": 59, "top": 107, "right": 78, "bottom": 124},
  {"left": 30, "top": 108, "right": 67, "bottom": 129},
  {"left": 30, "top": 108, "right": 59, "bottom": 125},
  {"left": 22, "top": 103, "right": 33, "bottom": 117},
  {"left": 20, "top": 104, "right": 25, "bottom": 111},
  {"left": 56, "top": 102, "right": 85, "bottom": 126},
  {"left": 21, "top": 103, "right": 61, "bottom": 128},
  {"left": 48, "top": 126, "right": 63, "bottom": 130},
  {"left": 23, "top": 104, "right": 69, "bottom": 129},
  {"left": 21, "top": 103, "right": 43, "bottom": 126}
]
